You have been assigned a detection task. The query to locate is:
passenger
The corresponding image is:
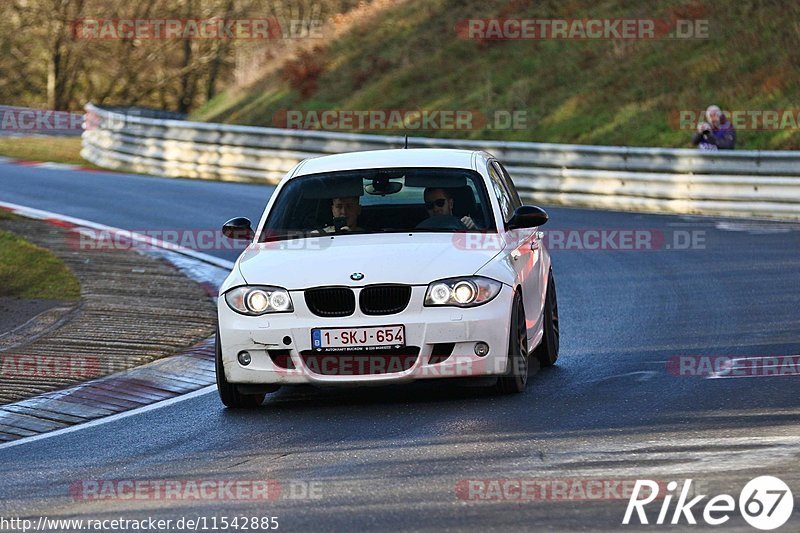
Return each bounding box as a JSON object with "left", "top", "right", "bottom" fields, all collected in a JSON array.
[
  {"left": 321, "top": 196, "right": 364, "bottom": 233},
  {"left": 423, "top": 188, "right": 477, "bottom": 229}
]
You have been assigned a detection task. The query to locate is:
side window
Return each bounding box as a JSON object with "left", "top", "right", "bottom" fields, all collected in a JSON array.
[
  {"left": 487, "top": 163, "right": 514, "bottom": 223},
  {"left": 495, "top": 162, "right": 522, "bottom": 209}
]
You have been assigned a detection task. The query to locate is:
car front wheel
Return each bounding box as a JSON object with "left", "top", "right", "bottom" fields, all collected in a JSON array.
[
  {"left": 215, "top": 328, "right": 266, "bottom": 408},
  {"left": 496, "top": 291, "right": 528, "bottom": 394},
  {"left": 533, "top": 269, "right": 559, "bottom": 367}
]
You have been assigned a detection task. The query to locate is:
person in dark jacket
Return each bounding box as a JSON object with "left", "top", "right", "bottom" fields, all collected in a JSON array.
[{"left": 692, "top": 105, "right": 736, "bottom": 150}]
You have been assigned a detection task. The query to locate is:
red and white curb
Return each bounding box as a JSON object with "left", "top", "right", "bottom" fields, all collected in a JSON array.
[
  {"left": 0, "top": 155, "right": 110, "bottom": 174},
  {"left": 0, "top": 201, "right": 234, "bottom": 447}
]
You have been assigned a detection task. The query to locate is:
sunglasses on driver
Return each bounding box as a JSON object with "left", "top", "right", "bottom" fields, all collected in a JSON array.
[{"left": 424, "top": 198, "right": 448, "bottom": 209}]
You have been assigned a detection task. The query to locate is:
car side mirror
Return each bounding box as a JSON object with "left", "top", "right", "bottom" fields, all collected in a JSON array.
[
  {"left": 222, "top": 217, "right": 255, "bottom": 240},
  {"left": 508, "top": 205, "right": 548, "bottom": 229}
]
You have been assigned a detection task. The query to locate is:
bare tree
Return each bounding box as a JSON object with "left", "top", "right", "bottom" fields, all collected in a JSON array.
[{"left": 0, "top": 0, "right": 369, "bottom": 112}]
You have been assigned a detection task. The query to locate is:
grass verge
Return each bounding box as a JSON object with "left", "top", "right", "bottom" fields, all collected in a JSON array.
[
  {"left": 0, "top": 230, "right": 81, "bottom": 300},
  {"left": 0, "top": 136, "right": 100, "bottom": 168},
  {"left": 195, "top": 0, "right": 800, "bottom": 150}
]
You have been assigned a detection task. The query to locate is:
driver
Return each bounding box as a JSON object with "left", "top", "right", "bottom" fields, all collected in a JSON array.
[
  {"left": 321, "top": 196, "right": 364, "bottom": 233},
  {"left": 423, "top": 188, "right": 477, "bottom": 229}
]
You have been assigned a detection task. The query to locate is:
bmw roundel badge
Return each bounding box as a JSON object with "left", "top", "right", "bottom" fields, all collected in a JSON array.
[{"left": 350, "top": 272, "right": 365, "bottom": 281}]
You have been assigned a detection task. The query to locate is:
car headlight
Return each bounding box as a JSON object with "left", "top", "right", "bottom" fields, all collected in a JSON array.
[
  {"left": 224, "top": 286, "right": 294, "bottom": 315},
  {"left": 424, "top": 277, "right": 502, "bottom": 308}
]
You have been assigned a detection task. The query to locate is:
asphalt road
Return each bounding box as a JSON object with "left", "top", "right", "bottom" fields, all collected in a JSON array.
[{"left": 0, "top": 162, "right": 798, "bottom": 531}]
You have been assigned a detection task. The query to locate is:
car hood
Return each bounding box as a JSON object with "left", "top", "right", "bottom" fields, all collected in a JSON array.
[{"left": 236, "top": 233, "right": 505, "bottom": 289}]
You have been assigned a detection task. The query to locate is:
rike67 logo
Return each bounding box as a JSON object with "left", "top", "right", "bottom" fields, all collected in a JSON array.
[{"left": 623, "top": 476, "right": 794, "bottom": 530}]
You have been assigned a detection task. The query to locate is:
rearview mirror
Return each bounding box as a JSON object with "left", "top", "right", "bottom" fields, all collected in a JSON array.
[
  {"left": 222, "top": 217, "right": 255, "bottom": 240},
  {"left": 508, "top": 205, "right": 548, "bottom": 229},
  {"left": 365, "top": 177, "right": 403, "bottom": 195}
]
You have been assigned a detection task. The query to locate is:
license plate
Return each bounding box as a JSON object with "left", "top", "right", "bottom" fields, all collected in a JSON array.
[{"left": 311, "top": 325, "right": 405, "bottom": 351}]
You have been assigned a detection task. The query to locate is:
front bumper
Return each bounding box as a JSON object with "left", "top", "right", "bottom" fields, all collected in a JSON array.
[{"left": 218, "top": 285, "right": 514, "bottom": 385}]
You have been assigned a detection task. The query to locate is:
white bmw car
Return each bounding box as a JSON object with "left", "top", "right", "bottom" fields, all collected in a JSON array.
[{"left": 216, "top": 149, "right": 559, "bottom": 407}]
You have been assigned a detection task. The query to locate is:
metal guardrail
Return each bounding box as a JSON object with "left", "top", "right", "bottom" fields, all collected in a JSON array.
[
  {"left": 82, "top": 103, "right": 800, "bottom": 220},
  {"left": 98, "top": 106, "right": 187, "bottom": 121}
]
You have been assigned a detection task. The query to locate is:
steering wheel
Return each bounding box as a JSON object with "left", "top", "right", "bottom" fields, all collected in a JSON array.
[{"left": 414, "top": 215, "right": 467, "bottom": 230}]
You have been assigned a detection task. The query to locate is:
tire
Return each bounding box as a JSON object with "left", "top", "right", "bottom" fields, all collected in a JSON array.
[
  {"left": 496, "top": 291, "right": 528, "bottom": 394},
  {"left": 215, "top": 328, "right": 265, "bottom": 409},
  {"left": 533, "top": 269, "right": 559, "bottom": 367}
]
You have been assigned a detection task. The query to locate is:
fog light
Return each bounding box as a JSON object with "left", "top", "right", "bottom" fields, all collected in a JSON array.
[
  {"left": 474, "top": 342, "right": 489, "bottom": 357},
  {"left": 237, "top": 351, "right": 252, "bottom": 366}
]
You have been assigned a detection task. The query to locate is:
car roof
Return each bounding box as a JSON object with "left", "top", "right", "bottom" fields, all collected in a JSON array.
[{"left": 291, "top": 148, "right": 492, "bottom": 178}]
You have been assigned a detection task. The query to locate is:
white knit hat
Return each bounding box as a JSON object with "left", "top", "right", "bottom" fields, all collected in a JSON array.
[{"left": 706, "top": 105, "right": 721, "bottom": 121}]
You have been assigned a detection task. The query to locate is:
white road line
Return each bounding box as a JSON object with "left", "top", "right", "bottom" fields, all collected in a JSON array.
[
  {"left": 35, "top": 162, "right": 81, "bottom": 171},
  {"left": 0, "top": 386, "right": 215, "bottom": 451},
  {"left": 0, "top": 200, "right": 234, "bottom": 450},
  {"left": 707, "top": 356, "right": 799, "bottom": 379}
]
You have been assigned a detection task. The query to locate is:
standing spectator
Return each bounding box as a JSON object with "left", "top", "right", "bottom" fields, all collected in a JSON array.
[{"left": 692, "top": 105, "right": 736, "bottom": 150}]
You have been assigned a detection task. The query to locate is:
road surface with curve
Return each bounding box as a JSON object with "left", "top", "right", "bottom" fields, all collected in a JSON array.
[{"left": 0, "top": 162, "right": 798, "bottom": 531}]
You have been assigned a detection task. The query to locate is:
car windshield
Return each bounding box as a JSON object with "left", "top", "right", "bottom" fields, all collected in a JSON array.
[{"left": 259, "top": 167, "right": 496, "bottom": 241}]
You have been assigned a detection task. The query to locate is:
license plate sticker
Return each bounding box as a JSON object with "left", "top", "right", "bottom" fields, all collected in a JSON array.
[{"left": 311, "top": 325, "right": 405, "bottom": 351}]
